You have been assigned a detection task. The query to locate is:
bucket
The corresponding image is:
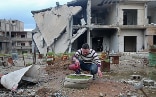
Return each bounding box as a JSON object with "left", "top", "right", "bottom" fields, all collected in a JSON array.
[{"left": 101, "top": 60, "right": 110, "bottom": 72}]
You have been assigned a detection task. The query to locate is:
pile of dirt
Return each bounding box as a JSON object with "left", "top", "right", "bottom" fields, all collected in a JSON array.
[{"left": 45, "top": 57, "right": 71, "bottom": 74}]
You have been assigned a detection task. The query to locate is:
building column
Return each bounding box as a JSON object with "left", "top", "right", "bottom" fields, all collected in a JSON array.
[
  {"left": 144, "top": 2, "right": 148, "bottom": 24},
  {"left": 116, "top": 2, "right": 119, "bottom": 25},
  {"left": 9, "top": 19, "right": 12, "bottom": 53},
  {"left": 87, "top": 0, "right": 91, "bottom": 46},
  {"left": 68, "top": 15, "right": 73, "bottom": 53}
]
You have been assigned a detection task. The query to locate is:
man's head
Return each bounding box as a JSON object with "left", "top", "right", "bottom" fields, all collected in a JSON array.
[{"left": 82, "top": 43, "right": 90, "bottom": 56}]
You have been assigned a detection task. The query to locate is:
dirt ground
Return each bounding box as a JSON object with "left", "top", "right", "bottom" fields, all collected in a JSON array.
[
  {"left": 42, "top": 57, "right": 135, "bottom": 97},
  {"left": 0, "top": 52, "right": 156, "bottom": 97}
]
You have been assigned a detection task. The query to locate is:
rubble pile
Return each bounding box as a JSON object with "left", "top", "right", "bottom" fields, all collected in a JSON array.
[{"left": 0, "top": 52, "right": 156, "bottom": 97}]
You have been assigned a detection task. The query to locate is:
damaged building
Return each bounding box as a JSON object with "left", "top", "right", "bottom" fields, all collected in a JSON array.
[
  {"left": 0, "top": 19, "right": 32, "bottom": 54},
  {"left": 31, "top": 0, "right": 156, "bottom": 55}
]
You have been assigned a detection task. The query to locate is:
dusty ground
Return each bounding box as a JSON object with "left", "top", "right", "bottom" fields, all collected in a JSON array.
[
  {"left": 0, "top": 52, "right": 156, "bottom": 97},
  {"left": 42, "top": 57, "right": 135, "bottom": 97}
]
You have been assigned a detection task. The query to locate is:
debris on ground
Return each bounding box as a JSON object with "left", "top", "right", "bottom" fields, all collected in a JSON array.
[{"left": 0, "top": 52, "right": 156, "bottom": 97}]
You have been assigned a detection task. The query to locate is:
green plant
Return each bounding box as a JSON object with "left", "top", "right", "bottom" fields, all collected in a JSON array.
[
  {"left": 0, "top": 54, "right": 4, "bottom": 56},
  {"left": 56, "top": 53, "right": 63, "bottom": 57},
  {"left": 47, "top": 52, "right": 55, "bottom": 56},
  {"left": 67, "top": 52, "right": 75, "bottom": 57},
  {"left": 0, "top": 54, "right": 11, "bottom": 57},
  {"left": 104, "top": 59, "right": 110, "bottom": 63}
]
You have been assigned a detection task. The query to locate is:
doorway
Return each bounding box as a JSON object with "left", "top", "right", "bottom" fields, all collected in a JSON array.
[
  {"left": 153, "top": 35, "right": 156, "bottom": 45},
  {"left": 92, "top": 37, "right": 103, "bottom": 52},
  {"left": 124, "top": 36, "right": 136, "bottom": 52}
]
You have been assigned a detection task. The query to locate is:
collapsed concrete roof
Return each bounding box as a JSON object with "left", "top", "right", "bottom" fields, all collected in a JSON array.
[{"left": 32, "top": 5, "right": 82, "bottom": 47}]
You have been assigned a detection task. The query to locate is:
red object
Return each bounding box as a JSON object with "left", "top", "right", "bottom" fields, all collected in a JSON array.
[{"left": 69, "top": 63, "right": 80, "bottom": 71}]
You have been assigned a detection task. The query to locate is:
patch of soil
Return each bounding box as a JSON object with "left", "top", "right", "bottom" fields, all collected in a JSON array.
[
  {"left": 64, "top": 81, "right": 134, "bottom": 97},
  {"left": 43, "top": 58, "right": 135, "bottom": 97},
  {"left": 36, "top": 87, "right": 55, "bottom": 97},
  {"left": 45, "top": 57, "right": 71, "bottom": 74}
]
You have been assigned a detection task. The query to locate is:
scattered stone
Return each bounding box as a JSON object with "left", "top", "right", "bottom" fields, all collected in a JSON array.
[
  {"left": 99, "top": 92, "right": 103, "bottom": 97},
  {"left": 143, "top": 79, "right": 155, "bottom": 86},
  {"left": 130, "top": 75, "right": 141, "bottom": 80}
]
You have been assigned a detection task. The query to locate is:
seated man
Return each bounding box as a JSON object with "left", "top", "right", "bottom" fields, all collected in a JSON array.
[{"left": 70, "top": 43, "right": 103, "bottom": 80}]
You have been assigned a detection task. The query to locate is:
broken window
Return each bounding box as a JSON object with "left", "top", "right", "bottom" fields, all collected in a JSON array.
[
  {"left": 21, "top": 35, "right": 25, "bottom": 38},
  {"left": 91, "top": 9, "right": 106, "bottom": 25},
  {"left": 6, "top": 32, "right": 10, "bottom": 37},
  {"left": 147, "top": 16, "right": 152, "bottom": 24},
  {"left": 21, "top": 43, "right": 25, "bottom": 46},
  {"left": 12, "top": 21, "right": 15, "bottom": 23},
  {"left": 0, "top": 32, "right": 3, "bottom": 36},
  {"left": 29, "top": 41, "right": 32, "bottom": 46},
  {"left": 11, "top": 34, "right": 15, "bottom": 38},
  {"left": 12, "top": 42, "right": 15, "bottom": 46},
  {"left": 18, "top": 42, "right": 25, "bottom": 46},
  {"left": 123, "top": 9, "right": 137, "bottom": 25},
  {"left": 22, "top": 50, "right": 27, "bottom": 54},
  {"left": 17, "top": 43, "right": 20, "bottom": 46}
]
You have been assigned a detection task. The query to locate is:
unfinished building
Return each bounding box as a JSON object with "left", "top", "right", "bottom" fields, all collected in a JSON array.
[
  {"left": 0, "top": 19, "right": 32, "bottom": 54},
  {"left": 31, "top": 0, "right": 156, "bottom": 55}
]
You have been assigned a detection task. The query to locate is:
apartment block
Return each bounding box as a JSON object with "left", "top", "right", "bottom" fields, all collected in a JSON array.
[{"left": 0, "top": 19, "right": 32, "bottom": 54}]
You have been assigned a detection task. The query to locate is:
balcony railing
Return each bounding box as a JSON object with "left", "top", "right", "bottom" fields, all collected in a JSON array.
[
  {"left": 11, "top": 38, "right": 32, "bottom": 41},
  {"left": 13, "top": 46, "right": 32, "bottom": 50}
]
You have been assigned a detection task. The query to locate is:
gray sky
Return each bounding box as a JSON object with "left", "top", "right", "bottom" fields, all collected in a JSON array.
[{"left": 0, "top": 0, "right": 72, "bottom": 31}]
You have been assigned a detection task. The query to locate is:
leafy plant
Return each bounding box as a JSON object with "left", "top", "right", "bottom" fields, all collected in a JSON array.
[
  {"left": 101, "top": 58, "right": 110, "bottom": 62},
  {"left": 47, "top": 52, "right": 55, "bottom": 56},
  {"left": 0, "top": 54, "right": 11, "bottom": 57}
]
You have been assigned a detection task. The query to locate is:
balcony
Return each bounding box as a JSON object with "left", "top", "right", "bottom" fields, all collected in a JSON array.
[
  {"left": 11, "top": 38, "right": 32, "bottom": 41},
  {"left": 0, "top": 36, "right": 10, "bottom": 42},
  {"left": 118, "top": 25, "right": 156, "bottom": 29},
  {"left": 13, "top": 46, "right": 32, "bottom": 50}
]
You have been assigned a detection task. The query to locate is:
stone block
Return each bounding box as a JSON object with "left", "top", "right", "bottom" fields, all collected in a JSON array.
[
  {"left": 130, "top": 75, "right": 141, "bottom": 80},
  {"left": 143, "top": 80, "right": 154, "bottom": 86}
]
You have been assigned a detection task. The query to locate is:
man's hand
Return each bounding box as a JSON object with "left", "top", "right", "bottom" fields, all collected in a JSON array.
[
  {"left": 75, "top": 59, "right": 80, "bottom": 66},
  {"left": 73, "top": 57, "right": 80, "bottom": 66},
  {"left": 97, "top": 67, "right": 103, "bottom": 78}
]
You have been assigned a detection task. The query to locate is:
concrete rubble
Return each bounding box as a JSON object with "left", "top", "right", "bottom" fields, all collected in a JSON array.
[
  {"left": 0, "top": 52, "right": 156, "bottom": 97},
  {"left": 32, "top": 5, "right": 83, "bottom": 54},
  {"left": 0, "top": 65, "right": 40, "bottom": 91}
]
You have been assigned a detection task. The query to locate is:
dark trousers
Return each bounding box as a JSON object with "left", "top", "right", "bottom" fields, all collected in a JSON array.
[{"left": 79, "top": 60, "right": 98, "bottom": 75}]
